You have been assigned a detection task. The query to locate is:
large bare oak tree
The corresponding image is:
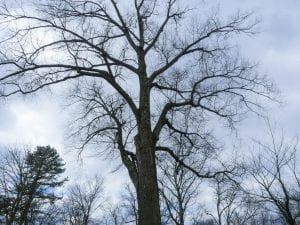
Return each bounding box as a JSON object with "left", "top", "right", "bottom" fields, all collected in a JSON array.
[{"left": 0, "top": 1, "right": 275, "bottom": 225}]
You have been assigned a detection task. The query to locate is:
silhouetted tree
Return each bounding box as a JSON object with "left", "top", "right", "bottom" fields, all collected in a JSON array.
[
  {"left": 208, "top": 173, "right": 260, "bottom": 225},
  {"left": 250, "top": 127, "right": 300, "bottom": 225},
  {"left": 0, "top": 146, "right": 67, "bottom": 225},
  {"left": 0, "top": 1, "right": 276, "bottom": 224},
  {"left": 120, "top": 184, "right": 138, "bottom": 225},
  {"left": 61, "top": 176, "right": 104, "bottom": 225},
  {"left": 158, "top": 145, "right": 205, "bottom": 225}
]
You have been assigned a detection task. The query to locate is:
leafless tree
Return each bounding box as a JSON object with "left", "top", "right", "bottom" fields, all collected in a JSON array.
[
  {"left": 0, "top": 1, "right": 276, "bottom": 224},
  {"left": 120, "top": 184, "right": 138, "bottom": 225},
  {"left": 251, "top": 208, "right": 284, "bottom": 225},
  {"left": 249, "top": 127, "right": 300, "bottom": 225},
  {"left": 100, "top": 204, "right": 128, "bottom": 225},
  {"left": 0, "top": 147, "right": 28, "bottom": 224},
  {"left": 159, "top": 160, "right": 199, "bottom": 225},
  {"left": 32, "top": 204, "right": 65, "bottom": 225},
  {"left": 204, "top": 168, "right": 249, "bottom": 225},
  {"left": 157, "top": 138, "right": 211, "bottom": 225},
  {"left": 61, "top": 176, "right": 104, "bottom": 225},
  {"left": 197, "top": 150, "right": 271, "bottom": 225}
]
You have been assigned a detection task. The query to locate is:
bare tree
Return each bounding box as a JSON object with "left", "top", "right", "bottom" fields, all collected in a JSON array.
[
  {"left": 120, "top": 184, "right": 138, "bottom": 225},
  {"left": 159, "top": 163, "right": 200, "bottom": 225},
  {"left": 61, "top": 176, "right": 104, "bottom": 225},
  {"left": 0, "top": 1, "right": 275, "bottom": 224},
  {"left": 250, "top": 127, "right": 300, "bottom": 225},
  {"left": 100, "top": 204, "right": 128, "bottom": 225},
  {"left": 0, "top": 147, "right": 27, "bottom": 225},
  {"left": 157, "top": 141, "right": 208, "bottom": 225},
  {"left": 208, "top": 173, "right": 261, "bottom": 225}
]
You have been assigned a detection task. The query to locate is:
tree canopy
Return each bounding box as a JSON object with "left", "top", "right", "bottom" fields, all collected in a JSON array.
[{"left": 0, "top": 1, "right": 276, "bottom": 225}]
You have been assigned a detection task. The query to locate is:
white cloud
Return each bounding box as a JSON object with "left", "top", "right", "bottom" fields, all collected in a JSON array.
[
  {"left": 0, "top": 0, "right": 300, "bottom": 209},
  {"left": 0, "top": 97, "right": 63, "bottom": 147}
]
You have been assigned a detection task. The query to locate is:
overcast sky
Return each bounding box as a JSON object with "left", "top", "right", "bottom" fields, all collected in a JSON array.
[{"left": 0, "top": 0, "right": 299, "bottom": 198}]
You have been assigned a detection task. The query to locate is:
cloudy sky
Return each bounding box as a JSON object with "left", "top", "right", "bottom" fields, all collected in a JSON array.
[{"left": 0, "top": 0, "right": 299, "bottom": 197}]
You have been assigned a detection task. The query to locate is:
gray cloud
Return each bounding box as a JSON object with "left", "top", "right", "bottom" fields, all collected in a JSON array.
[
  {"left": 0, "top": 0, "right": 299, "bottom": 203},
  {"left": 0, "top": 104, "right": 16, "bottom": 131}
]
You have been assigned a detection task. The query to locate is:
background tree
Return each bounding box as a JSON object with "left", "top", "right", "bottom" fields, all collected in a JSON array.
[
  {"left": 0, "top": 145, "right": 67, "bottom": 225},
  {"left": 100, "top": 203, "right": 128, "bottom": 225},
  {"left": 0, "top": 1, "right": 275, "bottom": 225},
  {"left": 0, "top": 147, "right": 27, "bottom": 225},
  {"left": 31, "top": 204, "right": 65, "bottom": 225},
  {"left": 119, "top": 184, "right": 138, "bottom": 225},
  {"left": 207, "top": 173, "right": 259, "bottom": 225},
  {"left": 61, "top": 175, "right": 104, "bottom": 225},
  {"left": 249, "top": 127, "right": 300, "bottom": 225},
  {"left": 157, "top": 140, "right": 209, "bottom": 225}
]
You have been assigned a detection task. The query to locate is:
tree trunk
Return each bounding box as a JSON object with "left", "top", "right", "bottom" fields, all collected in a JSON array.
[
  {"left": 135, "top": 77, "right": 162, "bottom": 225},
  {"left": 136, "top": 140, "right": 162, "bottom": 225}
]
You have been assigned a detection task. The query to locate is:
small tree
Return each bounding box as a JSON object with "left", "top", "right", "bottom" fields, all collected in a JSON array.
[
  {"left": 0, "top": 145, "right": 67, "bottom": 225},
  {"left": 250, "top": 127, "right": 300, "bottom": 225},
  {"left": 61, "top": 176, "right": 104, "bottom": 225},
  {"left": 158, "top": 148, "right": 204, "bottom": 225},
  {"left": 208, "top": 173, "right": 260, "bottom": 225},
  {"left": 120, "top": 184, "right": 138, "bottom": 225},
  {"left": 97, "top": 183, "right": 141, "bottom": 225}
]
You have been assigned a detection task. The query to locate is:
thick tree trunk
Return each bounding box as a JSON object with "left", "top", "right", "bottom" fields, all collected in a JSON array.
[
  {"left": 135, "top": 77, "right": 162, "bottom": 225},
  {"left": 136, "top": 138, "right": 162, "bottom": 225}
]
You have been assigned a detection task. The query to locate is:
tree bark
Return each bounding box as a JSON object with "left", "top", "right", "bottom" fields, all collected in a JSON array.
[
  {"left": 136, "top": 139, "right": 162, "bottom": 225},
  {"left": 135, "top": 76, "right": 162, "bottom": 225}
]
